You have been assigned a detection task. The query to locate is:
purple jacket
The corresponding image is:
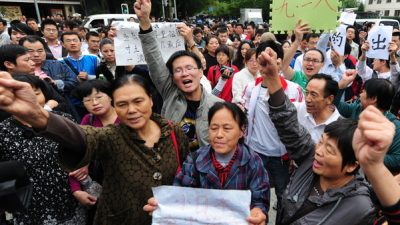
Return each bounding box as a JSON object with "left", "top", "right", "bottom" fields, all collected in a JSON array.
[{"left": 173, "top": 144, "right": 270, "bottom": 213}]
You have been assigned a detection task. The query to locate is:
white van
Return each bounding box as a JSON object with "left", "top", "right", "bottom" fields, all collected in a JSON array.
[
  {"left": 355, "top": 18, "right": 399, "bottom": 30},
  {"left": 83, "top": 14, "right": 138, "bottom": 31}
]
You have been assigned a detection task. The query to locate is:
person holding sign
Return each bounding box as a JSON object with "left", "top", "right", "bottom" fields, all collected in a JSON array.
[
  {"left": 135, "top": 0, "right": 222, "bottom": 151},
  {"left": 282, "top": 21, "right": 325, "bottom": 90},
  {"left": 357, "top": 41, "right": 391, "bottom": 81},
  {"left": 257, "top": 47, "right": 376, "bottom": 225},
  {"left": 334, "top": 70, "right": 400, "bottom": 173},
  {"left": 144, "top": 101, "right": 269, "bottom": 225}
]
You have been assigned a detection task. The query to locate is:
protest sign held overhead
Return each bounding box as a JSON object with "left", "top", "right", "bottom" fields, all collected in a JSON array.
[
  {"left": 331, "top": 24, "right": 347, "bottom": 56},
  {"left": 114, "top": 22, "right": 185, "bottom": 66},
  {"left": 270, "top": 0, "right": 340, "bottom": 33},
  {"left": 366, "top": 25, "right": 393, "bottom": 60}
]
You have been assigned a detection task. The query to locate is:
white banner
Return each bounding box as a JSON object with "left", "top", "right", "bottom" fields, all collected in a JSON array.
[
  {"left": 151, "top": 186, "right": 251, "bottom": 225},
  {"left": 114, "top": 22, "right": 185, "bottom": 66}
]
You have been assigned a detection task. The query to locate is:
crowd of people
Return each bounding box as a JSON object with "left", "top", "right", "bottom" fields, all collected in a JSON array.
[{"left": 0, "top": 0, "right": 400, "bottom": 224}]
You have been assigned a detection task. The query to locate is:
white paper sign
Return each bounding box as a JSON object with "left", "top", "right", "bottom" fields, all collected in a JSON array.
[
  {"left": 114, "top": 22, "right": 185, "bottom": 66},
  {"left": 151, "top": 186, "right": 251, "bottom": 225},
  {"left": 339, "top": 12, "right": 357, "bottom": 26},
  {"left": 366, "top": 25, "right": 393, "bottom": 60},
  {"left": 331, "top": 24, "right": 347, "bottom": 56}
]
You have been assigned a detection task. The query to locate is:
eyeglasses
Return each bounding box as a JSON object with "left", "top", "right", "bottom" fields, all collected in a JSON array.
[
  {"left": 303, "top": 58, "right": 322, "bottom": 64},
  {"left": 173, "top": 65, "right": 199, "bottom": 76},
  {"left": 82, "top": 95, "right": 106, "bottom": 104},
  {"left": 44, "top": 28, "right": 58, "bottom": 33},
  {"left": 64, "top": 39, "right": 80, "bottom": 43}
]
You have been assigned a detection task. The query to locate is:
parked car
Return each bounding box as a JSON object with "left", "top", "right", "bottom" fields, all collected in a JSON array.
[{"left": 82, "top": 14, "right": 138, "bottom": 31}]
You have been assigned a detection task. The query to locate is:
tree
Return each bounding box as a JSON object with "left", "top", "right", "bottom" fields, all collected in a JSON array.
[
  {"left": 342, "top": 0, "right": 359, "bottom": 9},
  {"left": 358, "top": 3, "right": 365, "bottom": 12}
]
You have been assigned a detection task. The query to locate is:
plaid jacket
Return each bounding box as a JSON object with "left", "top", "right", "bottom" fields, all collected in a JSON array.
[{"left": 173, "top": 144, "right": 270, "bottom": 213}]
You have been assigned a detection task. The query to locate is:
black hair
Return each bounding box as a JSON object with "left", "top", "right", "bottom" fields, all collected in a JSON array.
[
  {"left": 346, "top": 25, "right": 356, "bottom": 32},
  {"left": 255, "top": 29, "right": 265, "bottom": 36},
  {"left": 60, "top": 31, "right": 81, "bottom": 42},
  {"left": 86, "top": 31, "right": 100, "bottom": 41},
  {"left": 100, "top": 38, "right": 114, "bottom": 50},
  {"left": 236, "top": 24, "right": 244, "bottom": 29},
  {"left": 72, "top": 79, "right": 112, "bottom": 101},
  {"left": 0, "top": 44, "right": 29, "bottom": 71},
  {"left": 308, "top": 73, "right": 339, "bottom": 98},
  {"left": 165, "top": 51, "right": 202, "bottom": 75},
  {"left": 364, "top": 78, "right": 395, "bottom": 111},
  {"left": 305, "top": 33, "right": 320, "bottom": 42},
  {"left": 246, "top": 22, "right": 256, "bottom": 30},
  {"left": 215, "top": 45, "right": 230, "bottom": 58},
  {"left": 0, "top": 18, "right": 6, "bottom": 26},
  {"left": 304, "top": 48, "right": 325, "bottom": 63},
  {"left": 26, "top": 18, "right": 38, "bottom": 23},
  {"left": 193, "top": 27, "right": 203, "bottom": 35},
  {"left": 393, "top": 31, "right": 400, "bottom": 38},
  {"left": 19, "top": 35, "right": 54, "bottom": 60},
  {"left": 256, "top": 40, "right": 284, "bottom": 60},
  {"left": 40, "top": 19, "right": 58, "bottom": 32},
  {"left": 203, "top": 35, "right": 219, "bottom": 54},
  {"left": 324, "top": 118, "right": 359, "bottom": 174},
  {"left": 208, "top": 102, "right": 248, "bottom": 144},
  {"left": 111, "top": 74, "right": 152, "bottom": 101},
  {"left": 63, "top": 20, "right": 79, "bottom": 30},
  {"left": 12, "top": 74, "right": 52, "bottom": 102},
  {"left": 233, "top": 40, "right": 255, "bottom": 70},
  {"left": 344, "top": 42, "right": 352, "bottom": 56},
  {"left": 230, "top": 34, "right": 240, "bottom": 42},
  {"left": 216, "top": 27, "right": 228, "bottom": 35},
  {"left": 8, "top": 20, "right": 34, "bottom": 37}
]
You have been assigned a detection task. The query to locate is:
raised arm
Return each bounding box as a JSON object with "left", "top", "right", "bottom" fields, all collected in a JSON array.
[
  {"left": 282, "top": 21, "right": 310, "bottom": 81},
  {"left": 357, "top": 41, "right": 373, "bottom": 82},
  {"left": 389, "top": 41, "right": 400, "bottom": 91},
  {"left": 353, "top": 105, "right": 399, "bottom": 208},
  {"left": 135, "top": 0, "right": 176, "bottom": 97},
  {"left": 258, "top": 48, "right": 314, "bottom": 165}
]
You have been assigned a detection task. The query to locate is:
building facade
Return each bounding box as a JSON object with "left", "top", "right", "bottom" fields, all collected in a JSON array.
[
  {"left": 0, "top": 0, "right": 81, "bottom": 22},
  {"left": 364, "top": 0, "right": 400, "bottom": 16}
]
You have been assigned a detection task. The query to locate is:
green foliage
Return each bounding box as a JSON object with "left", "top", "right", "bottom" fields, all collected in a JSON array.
[
  {"left": 358, "top": 3, "right": 364, "bottom": 12},
  {"left": 342, "top": 0, "right": 359, "bottom": 9}
]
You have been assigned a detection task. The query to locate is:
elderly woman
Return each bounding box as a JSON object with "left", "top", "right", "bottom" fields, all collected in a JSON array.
[
  {"left": 0, "top": 72, "right": 189, "bottom": 225},
  {"left": 144, "top": 102, "right": 270, "bottom": 225}
]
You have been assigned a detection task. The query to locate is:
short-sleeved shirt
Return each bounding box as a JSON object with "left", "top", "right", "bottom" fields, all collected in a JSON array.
[{"left": 291, "top": 70, "right": 308, "bottom": 91}]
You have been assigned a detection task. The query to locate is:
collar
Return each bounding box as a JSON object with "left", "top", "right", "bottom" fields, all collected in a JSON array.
[
  {"left": 255, "top": 76, "right": 288, "bottom": 90},
  {"left": 305, "top": 106, "right": 341, "bottom": 126},
  {"left": 195, "top": 144, "right": 251, "bottom": 173}
]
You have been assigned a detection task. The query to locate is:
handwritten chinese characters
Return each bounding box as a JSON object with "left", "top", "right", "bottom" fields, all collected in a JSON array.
[
  {"left": 270, "top": 0, "right": 340, "bottom": 32},
  {"left": 151, "top": 186, "right": 251, "bottom": 225},
  {"left": 366, "top": 25, "right": 393, "bottom": 60},
  {"left": 331, "top": 25, "right": 347, "bottom": 56},
  {"left": 114, "top": 22, "right": 185, "bottom": 66}
]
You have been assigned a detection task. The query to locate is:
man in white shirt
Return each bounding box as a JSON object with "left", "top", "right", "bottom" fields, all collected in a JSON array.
[
  {"left": 295, "top": 74, "right": 342, "bottom": 143},
  {"left": 346, "top": 25, "right": 359, "bottom": 59}
]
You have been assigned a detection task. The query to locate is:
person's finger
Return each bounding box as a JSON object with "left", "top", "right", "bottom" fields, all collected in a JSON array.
[{"left": 148, "top": 197, "right": 158, "bottom": 206}]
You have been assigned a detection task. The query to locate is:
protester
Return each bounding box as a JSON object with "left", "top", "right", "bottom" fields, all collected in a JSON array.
[
  {"left": 0, "top": 74, "right": 85, "bottom": 225},
  {"left": 353, "top": 106, "right": 400, "bottom": 225},
  {"left": 0, "top": 72, "right": 190, "bottom": 225},
  {"left": 259, "top": 47, "right": 376, "bottom": 225},
  {"left": 144, "top": 102, "right": 270, "bottom": 225},
  {"left": 242, "top": 41, "right": 303, "bottom": 217},
  {"left": 69, "top": 79, "right": 120, "bottom": 224},
  {"left": 41, "top": 19, "right": 67, "bottom": 59},
  {"left": 8, "top": 20, "right": 34, "bottom": 45},
  {"left": 232, "top": 40, "right": 255, "bottom": 70},
  {"left": 232, "top": 48, "right": 260, "bottom": 104},
  {"left": 207, "top": 45, "right": 239, "bottom": 101},
  {"left": 136, "top": 2, "right": 222, "bottom": 151},
  {"left": 336, "top": 71, "right": 400, "bottom": 172},
  {"left": 282, "top": 21, "right": 325, "bottom": 90},
  {"left": 82, "top": 31, "right": 101, "bottom": 57},
  {"left": 19, "top": 35, "right": 78, "bottom": 95},
  {"left": 0, "top": 18, "right": 10, "bottom": 46},
  {"left": 203, "top": 35, "right": 220, "bottom": 74},
  {"left": 26, "top": 18, "right": 43, "bottom": 37}
]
